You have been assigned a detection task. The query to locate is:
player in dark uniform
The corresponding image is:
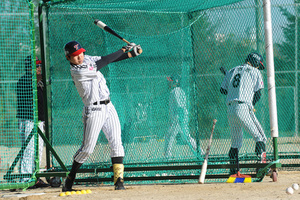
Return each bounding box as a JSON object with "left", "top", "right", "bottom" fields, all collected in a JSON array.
[{"left": 16, "top": 56, "right": 49, "bottom": 188}]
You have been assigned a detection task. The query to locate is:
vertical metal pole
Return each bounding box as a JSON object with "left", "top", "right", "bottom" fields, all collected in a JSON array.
[
  {"left": 262, "top": 0, "right": 279, "bottom": 160},
  {"left": 38, "top": 2, "right": 51, "bottom": 170},
  {"left": 273, "top": 138, "right": 278, "bottom": 161},
  {"left": 29, "top": 0, "right": 40, "bottom": 175}
]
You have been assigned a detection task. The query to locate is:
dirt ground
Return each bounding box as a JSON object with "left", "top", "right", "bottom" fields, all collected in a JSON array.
[{"left": 0, "top": 171, "right": 299, "bottom": 200}]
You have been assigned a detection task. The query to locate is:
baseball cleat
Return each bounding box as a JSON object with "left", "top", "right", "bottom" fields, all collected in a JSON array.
[
  {"left": 28, "top": 178, "right": 50, "bottom": 189},
  {"left": 114, "top": 177, "right": 125, "bottom": 190},
  {"left": 49, "top": 177, "right": 61, "bottom": 187},
  {"left": 62, "top": 177, "right": 74, "bottom": 192}
]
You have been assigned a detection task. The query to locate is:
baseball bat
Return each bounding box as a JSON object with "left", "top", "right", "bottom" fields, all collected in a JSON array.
[
  {"left": 220, "top": 67, "right": 226, "bottom": 75},
  {"left": 198, "top": 119, "right": 217, "bottom": 184},
  {"left": 94, "top": 19, "right": 130, "bottom": 44}
]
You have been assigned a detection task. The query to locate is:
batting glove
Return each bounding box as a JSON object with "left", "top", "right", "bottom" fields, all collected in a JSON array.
[
  {"left": 122, "top": 43, "right": 136, "bottom": 52},
  {"left": 131, "top": 45, "right": 142, "bottom": 57}
]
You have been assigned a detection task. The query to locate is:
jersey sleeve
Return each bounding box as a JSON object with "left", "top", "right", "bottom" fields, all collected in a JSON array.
[
  {"left": 96, "top": 50, "right": 125, "bottom": 70},
  {"left": 89, "top": 55, "right": 102, "bottom": 63},
  {"left": 221, "top": 73, "right": 229, "bottom": 90},
  {"left": 254, "top": 70, "right": 264, "bottom": 92},
  {"left": 71, "top": 66, "right": 98, "bottom": 82}
]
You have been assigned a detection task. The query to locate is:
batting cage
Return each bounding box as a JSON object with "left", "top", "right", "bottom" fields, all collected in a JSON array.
[{"left": 0, "top": 0, "right": 299, "bottom": 190}]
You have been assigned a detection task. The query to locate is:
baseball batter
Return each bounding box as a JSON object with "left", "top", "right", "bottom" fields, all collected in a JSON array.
[
  {"left": 220, "top": 52, "right": 267, "bottom": 174},
  {"left": 62, "top": 41, "right": 142, "bottom": 191}
]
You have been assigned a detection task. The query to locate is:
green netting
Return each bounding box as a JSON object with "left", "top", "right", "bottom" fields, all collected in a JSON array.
[
  {"left": 45, "top": 0, "right": 295, "bottom": 184},
  {"left": 1, "top": 0, "right": 300, "bottom": 190},
  {"left": 0, "top": 0, "right": 40, "bottom": 189}
]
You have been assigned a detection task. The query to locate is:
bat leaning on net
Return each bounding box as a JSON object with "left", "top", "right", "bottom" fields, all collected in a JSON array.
[
  {"left": 198, "top": 119, "right": 217, "bottom": 184},
  {"left": 94, "top": 19, "right": 142, "bottom": 54}
]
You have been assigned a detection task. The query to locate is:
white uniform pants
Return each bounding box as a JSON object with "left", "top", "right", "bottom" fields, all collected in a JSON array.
[
  {"left": 227, "top": 102, "right": 267, "bottom": 149},
  {"left": 74, "top": 102, "right": 125, "bottom": 163},
  {"left": 164, "top": 117, "right": 196, "bottom": 158},
  {"left": 19, "top": 120, "right": 44, "bottom": 182}
]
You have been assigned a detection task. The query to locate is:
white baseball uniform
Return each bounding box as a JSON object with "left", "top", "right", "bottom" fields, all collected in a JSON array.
[
  {"left": 17, "top": 72, "right": 45, "bottom": 182},
  {"left": 221, "top": 64, "right": 267, "bottom": 149},
  {"left": 164, "top": 86, "right": 197, "bottom": 158},
  {"left": 18, "top": 120, "right": 44, "bottom": 181},
  {"left": 70, "top": 55, "right": 124, "bottom": 164}
]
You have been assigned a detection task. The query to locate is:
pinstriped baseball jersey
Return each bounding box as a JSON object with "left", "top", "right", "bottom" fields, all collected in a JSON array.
[
  {"left": 221, "top": 64, "right": 264, "bottom": 105},
  {"left": 71, "top": 55, "right": 109, "bottom": 106},
  {"left": 69, "top": 54, "right": 124, "bottom": 163}
]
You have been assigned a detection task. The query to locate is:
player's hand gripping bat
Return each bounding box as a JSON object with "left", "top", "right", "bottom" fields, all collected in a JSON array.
[
  {"left": 198, "top": 119, "right": 217, "bottom": 184},
  {"left": 94, "top": 19, "right": 142, "bottom": 54}
]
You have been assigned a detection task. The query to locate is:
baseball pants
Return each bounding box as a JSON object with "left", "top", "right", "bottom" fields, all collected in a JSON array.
[
  {"left": 19, "top": 120, "right": 44, "bottom": 182},
  {"left": 227, "top": 102, "right": 267, "bottom": 149},
  {"left": 74, "top": 102, "right": 125, "bottom": 163},
  {"left": 165, "top": 117, "right": 197, "bottom": 157}
]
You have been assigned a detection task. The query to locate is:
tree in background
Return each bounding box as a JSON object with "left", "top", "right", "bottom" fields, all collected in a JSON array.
[
  {"left": 274, "top": 1, "right": 299, "bottom": 136},
  {"left": 276, "top": 4, "right": 300, "bottom": 72},
  {"left": 191, "top": 9, "right": 256, "bottom": 139}
]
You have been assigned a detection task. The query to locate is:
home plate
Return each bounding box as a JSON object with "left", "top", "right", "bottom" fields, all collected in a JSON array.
[{"left": 1, "top": 193, "right": 45, "bottom": 198}]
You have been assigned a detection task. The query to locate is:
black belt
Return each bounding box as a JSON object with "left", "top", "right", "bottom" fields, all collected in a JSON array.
[
  {"left": 93, "top": 99, "right": 110, "bottom": 105},
  {"left": 228, "top": 101, "right": 244, "bottom": 106}
]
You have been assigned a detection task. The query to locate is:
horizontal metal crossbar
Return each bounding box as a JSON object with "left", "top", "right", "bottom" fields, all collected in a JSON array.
[
  {"left": 75, "top": 174, "right": 257, "bottom": 184},
  {"left": 75, "top": 162, "right": 281, "bottom": 174}
]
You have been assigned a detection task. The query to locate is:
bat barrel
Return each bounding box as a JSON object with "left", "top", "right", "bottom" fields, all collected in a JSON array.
[
  {"left": 94, "top": 19, "right": 106, "bottom": 30},
  {"left": 93, "top": 19, "right": 131, "bottom": 44}
]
